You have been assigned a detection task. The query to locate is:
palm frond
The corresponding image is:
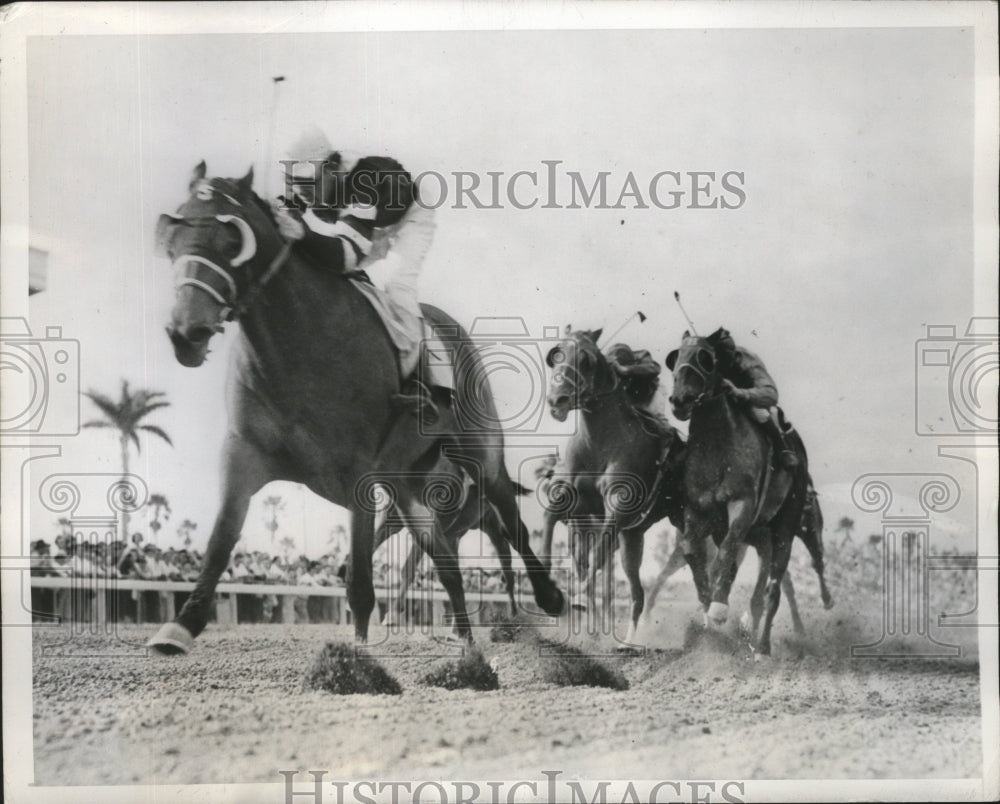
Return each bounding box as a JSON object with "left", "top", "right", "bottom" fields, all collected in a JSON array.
[
  {"left": 82, "top": 420, "right": 115, "bottom": 429},
  {"left": 82, "top": 391, "right": 124, "bottom": 423},
  {"left": 139, "top": 424, "right": 174, "bottom": 446},
  {"left": 130, "top": 430, "right": 142, "bottom": 454},
  {"left": 135, "top": 400, "right": 171, "bottom": 418}
]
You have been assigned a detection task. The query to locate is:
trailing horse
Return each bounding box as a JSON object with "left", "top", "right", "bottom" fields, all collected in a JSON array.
[
  {"left": 666, "top": 329, "right": 825, "bottom": 655},
  {"left": 147, "top": 163, "right": 563, "bottom": 653},
  {"left": 545, "top": 330, "right": 685, "bottom": 645}
]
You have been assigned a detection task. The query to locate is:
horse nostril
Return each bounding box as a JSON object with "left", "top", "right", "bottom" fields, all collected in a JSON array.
[
  {"left": 552, "top": 394, "right": 570, "bottom": 408},
  {"left": 185, "top": 325, "right": 214, "bottom": 344}
]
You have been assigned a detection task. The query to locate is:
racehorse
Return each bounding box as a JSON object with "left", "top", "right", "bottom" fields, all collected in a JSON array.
[
  {"left": 666, "top": 329, "right": 814, "bottom": 655},
  {"left": 148, "top": 163, "right": 563, "bottom": 653},
  {"left": 545, "top": 330, "right": 685, "bottom": 645},
  {"left": 643, "top": 487, "right": 834, "bottom": 637},
  {"left": 374, "top": 457, "right": 519, "bottom": 628}
]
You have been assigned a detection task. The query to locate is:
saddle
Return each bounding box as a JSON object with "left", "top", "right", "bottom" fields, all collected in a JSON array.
[{"left": 347, "top": 271, "right": 455, "bottom": 391}]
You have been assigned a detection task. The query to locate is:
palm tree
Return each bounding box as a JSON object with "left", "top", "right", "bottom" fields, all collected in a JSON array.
[
  {"left": 176, "top": 519, "right": 198, "bottom": 549},
  {"left": 83, "top": 380, "right": 173, "bottom": 541},
  {"left": 262, "top": 495, "right": 285, "bottom": 544},
  {"left": 835, "top": 516, "right": 855, "bottom": 546},
  {"left": 148, "top": 493, "right": 172, "bottom": 545}
]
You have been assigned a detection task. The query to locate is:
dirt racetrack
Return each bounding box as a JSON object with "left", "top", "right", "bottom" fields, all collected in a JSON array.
[{"left": 31, "top": 577, "right": 984, "bottom": 789}]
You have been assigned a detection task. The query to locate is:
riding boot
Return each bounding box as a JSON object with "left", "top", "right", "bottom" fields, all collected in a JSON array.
[{"left": 762, "top": 415, "right": 799, "bottom": 469}]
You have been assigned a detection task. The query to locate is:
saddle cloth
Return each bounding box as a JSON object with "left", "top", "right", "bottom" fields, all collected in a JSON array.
[{"left": 348, "top": 277, "right": 454, "bottom": 390}]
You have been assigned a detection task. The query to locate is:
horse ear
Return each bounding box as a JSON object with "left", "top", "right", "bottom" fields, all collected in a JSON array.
[
  {"left": 237, "top": 165, "right": 254, "bottom": 191},
  {"left": 190, "top": 161, "right": 207, "bottom": 191},
  {"left": 682, "top": 329, "right": 690, "bottom": 339},
  {"left": 589, "top": 328, "right": 603, "bottom": 343},
  {"left": 665, "top": 349, "right": 679, "bottom": 371}
]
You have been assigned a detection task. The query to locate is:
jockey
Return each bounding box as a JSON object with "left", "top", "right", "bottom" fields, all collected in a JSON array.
[
  {"left": 271, "top": 126, "right": 435, "bottom": 375},
  {"left": 710, "top": 328, "right": 799, "bottom": 468},
  {"left": 604, "top": 343, "right": 669, "bottom": 419}
]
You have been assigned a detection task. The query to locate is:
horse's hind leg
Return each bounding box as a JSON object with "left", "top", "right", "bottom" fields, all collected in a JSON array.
[
  {"left": 781, "top": 573, "right": 805, "bottom": 637},
  {"left": 483, "top": 507, "right": 518, "bottom": 617},
  {"left": 397, "top": 495, "right": 473, "bottom": 642},
  {"left": 484, "top": 469, "right": 565, "bottom": 616},
  {"left": 149, "top": 435, "right": 272, "bottom": 654},
  {"left": 799, "top": 494, "right": 834, "bottom": 609}
]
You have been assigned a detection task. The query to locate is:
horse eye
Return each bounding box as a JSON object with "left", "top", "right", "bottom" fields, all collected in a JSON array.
[{"left": 696, "top": 351, "right": 715, "bottom": 373}]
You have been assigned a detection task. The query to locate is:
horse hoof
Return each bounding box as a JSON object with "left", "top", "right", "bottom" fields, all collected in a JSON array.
[
  {"left": 753, "top": 651, "right": 772, "bottom": 663},
  {"left": 707, "top": 602, "right": 729, "bottom": 625},
  {"left": 538, "top": 584, "right": 565, "bottom": 616},
  {"left": 147, "top": 622, "right": 193, "bottom": 655},
  {"left": 823, "top": 596, "right": 835, "bottom": 610}
]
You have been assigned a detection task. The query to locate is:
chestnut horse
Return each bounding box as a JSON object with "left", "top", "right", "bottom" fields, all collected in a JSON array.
[{"left": 545, "top": 330, "right": 685, "bottom": 645}]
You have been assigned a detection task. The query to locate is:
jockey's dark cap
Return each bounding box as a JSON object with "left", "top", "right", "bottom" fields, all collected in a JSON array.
[
  {"left": 346, "top": 156, "right": 415, "bottom": 227},
  {"left": 709, "top": 327, "right": 737, "bottom": 362}
]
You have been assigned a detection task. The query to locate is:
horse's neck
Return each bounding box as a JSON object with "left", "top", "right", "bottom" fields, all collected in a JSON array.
[
  {"left": 688, "top": 393, "right": 746, "bottom": 451},
  {"left": 238, "top": 257, "right": 395, "bottom": 393},
  {"left": 578, "top": 393, "right": 646, "bottom": 460}
]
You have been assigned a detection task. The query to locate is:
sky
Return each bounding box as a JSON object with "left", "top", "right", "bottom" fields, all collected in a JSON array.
[{"left": 15, "top": 25, "right": 994, "bottom": 557}]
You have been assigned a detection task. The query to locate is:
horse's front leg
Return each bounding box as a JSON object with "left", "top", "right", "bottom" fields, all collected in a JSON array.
[
  {"left": 618, "top": 528, "right": 645, "bottom": 647},
  {"left": 148, "top": 435, "right": 272, "bottom": 654},
  {"left": 346, "top": 504, "right": 377, "bottom": 643},
  {"left": 708, "top": 498, "right": 755, "bottom": 625},
  {"left": 680, "top": 512, "right": 712, "bottom": 616}
]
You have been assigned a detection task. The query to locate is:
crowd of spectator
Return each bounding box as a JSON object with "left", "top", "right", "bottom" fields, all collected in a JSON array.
[{"left": 29, "top": 532, "right": 518, "bottom": 594}]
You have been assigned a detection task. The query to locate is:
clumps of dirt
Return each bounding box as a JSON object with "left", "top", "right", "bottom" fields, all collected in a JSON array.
[
  {"left": 538, "top": 642, "right": 630, "bottom": 691},
  {"left": 305, "top": 642, "right": 402, "bottom": 695},
  {"left": 489, "top": 621, "right": 535, "bottom": 644},
  {"left": 420, "top": 647, "right": 500, "bottom": 691}
]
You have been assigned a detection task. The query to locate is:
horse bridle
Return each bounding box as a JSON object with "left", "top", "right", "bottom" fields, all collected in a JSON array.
[
  {"left": 165, "top": 212, "right": 291, "bottom": 325},
  {"left": 673, "top": 343, "right": 725, "bottom": 410},
  {"left": 551, "top": 339, "right": 621, "bottom": 412}
]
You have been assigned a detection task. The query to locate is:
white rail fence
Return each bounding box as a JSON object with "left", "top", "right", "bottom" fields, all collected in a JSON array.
[{"left": 27, "top": 576, "right": 516, "bottom": 628}]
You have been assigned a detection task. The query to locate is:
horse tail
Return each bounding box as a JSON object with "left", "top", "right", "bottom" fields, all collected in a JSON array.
[{"left": 511, "top": 481, "right": 533, "bottom": 497}]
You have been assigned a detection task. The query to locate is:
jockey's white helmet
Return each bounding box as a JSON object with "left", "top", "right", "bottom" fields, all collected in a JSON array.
[{"left": 283, "top": 124, "right": 336, "bottom": 179}]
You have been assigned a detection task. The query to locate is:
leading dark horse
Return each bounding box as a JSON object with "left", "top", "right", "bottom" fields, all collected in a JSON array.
[
  {"left": 667, "top": 329, "right": 816, "bottom": 655},
  {"left": 147, "top": 164, "right": 563, "bottom": 652}
]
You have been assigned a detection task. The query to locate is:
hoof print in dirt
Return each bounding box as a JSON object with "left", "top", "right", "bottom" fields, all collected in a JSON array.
[
  {"left": 540, "top": 643, "right": 629, "bottom": 691},
  {"left": 306, "top": 642, "right": 402, "bottom": 695},
  {"left": 420, "top": 648, "right": 500, "bottom": 691}
]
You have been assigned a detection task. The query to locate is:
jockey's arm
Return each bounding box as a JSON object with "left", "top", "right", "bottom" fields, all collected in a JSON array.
[
  {"left": 296, "top": 205, "right": 378, "bottom": 272},
  {"left": 729, "top": 348, "right": 779, "bottom": 408}
]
